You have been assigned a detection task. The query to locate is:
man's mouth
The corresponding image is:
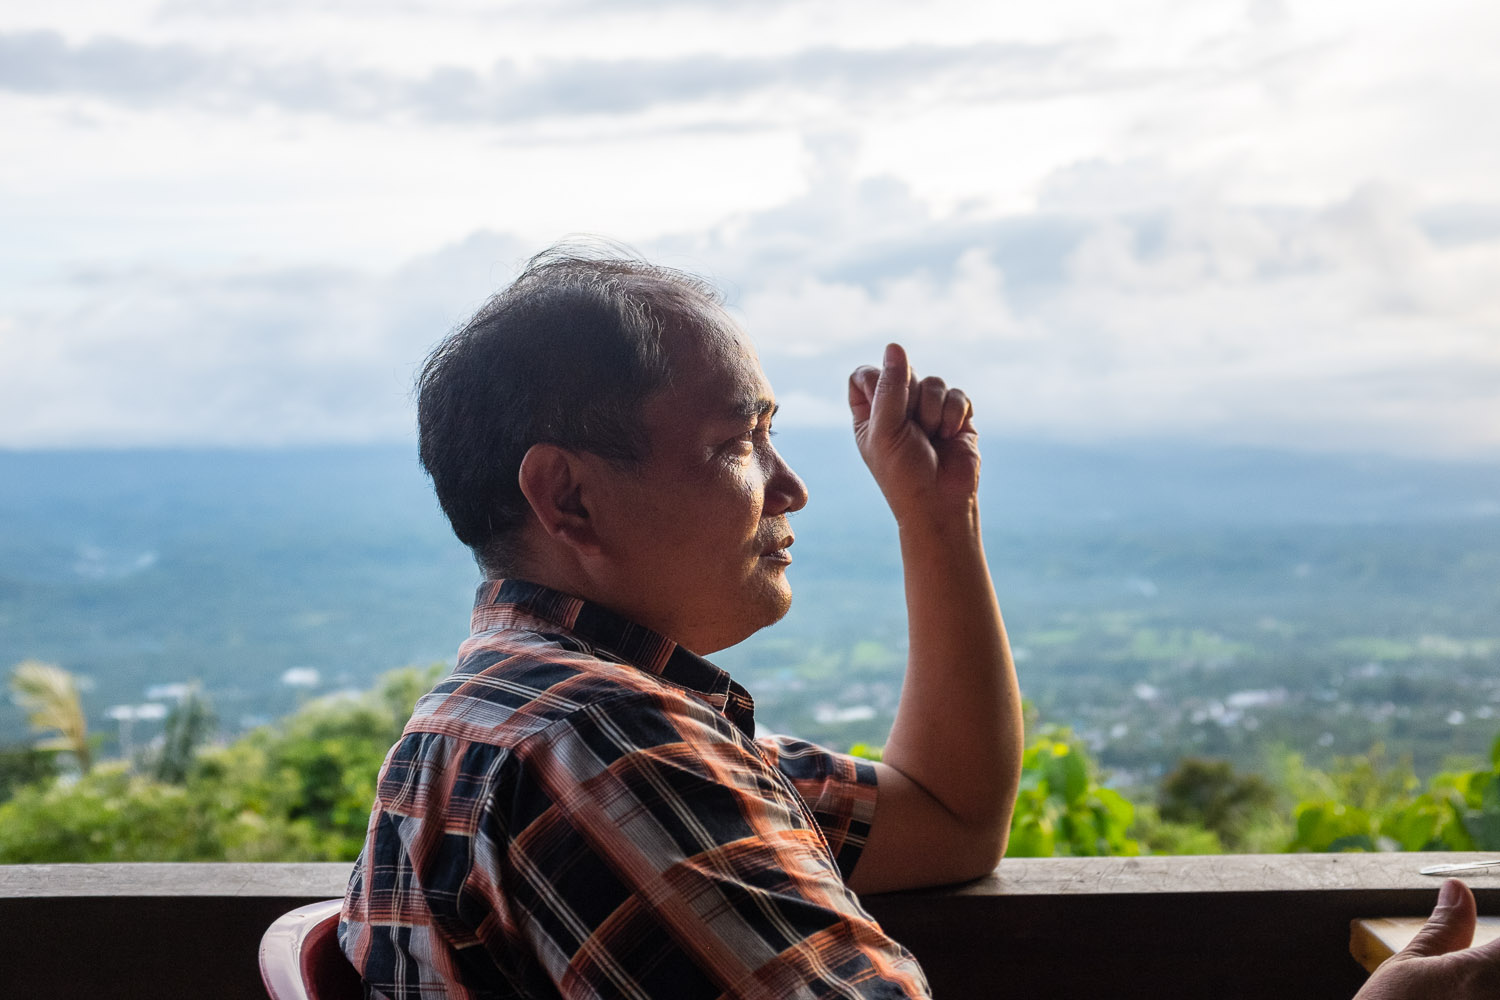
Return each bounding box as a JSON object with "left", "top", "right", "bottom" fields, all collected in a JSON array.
[{"left": 760, "top": 533, "right": 794, "bottom": 563}]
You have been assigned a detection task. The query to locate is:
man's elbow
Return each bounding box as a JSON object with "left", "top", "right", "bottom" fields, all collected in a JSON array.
[
  {"left": 947, "top": 813, "right": 1011, "bottom": 883},
  {"left": 945, "top": 755, "right": 1022, "bottom": 879},
  {"left": 975, "top": 824, "right": 1010, "bottom": 878}
]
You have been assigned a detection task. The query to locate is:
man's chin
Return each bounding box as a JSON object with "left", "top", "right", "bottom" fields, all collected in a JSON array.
[
  {"left": 764, "top": 596, "right": 792, "bottom": 628},
  {"left": 759, "top": 578, "right": 794, "bottom": 627},
  {"left": 679, "top": 586, "right": 792, "bottom": 655},
  {"left": 720, "top": 581, "right": 794, "bottom": 649}
]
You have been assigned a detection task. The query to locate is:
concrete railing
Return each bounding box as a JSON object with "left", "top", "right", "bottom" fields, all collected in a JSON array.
[{"left": 2, "top": 855, "right": 1494, "bottom": 999}]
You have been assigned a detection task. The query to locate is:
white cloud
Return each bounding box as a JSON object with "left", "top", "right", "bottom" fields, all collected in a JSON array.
[
  {"left": 740, "top": 249, "right": 1027, "bottom": 358},
  {"left": 721, "top": 165, "right": 1500, "bottom": 456},
  {"left": 6, "top": 166, "right": 1495, "bottom": 456},
  {"left": 0, "top": 30, "right": 1101, "bottom": 126},
  {"left": 1, "top": 1, "right": 1497, "bottom": 457},
  {"left": 0, "top": 232, "right": 531, "bottom": 447}
]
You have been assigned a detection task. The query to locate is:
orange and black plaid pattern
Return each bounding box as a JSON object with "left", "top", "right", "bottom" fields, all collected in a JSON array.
[{"left": 340, "top": 579, "right": 929, "bottom": 999}]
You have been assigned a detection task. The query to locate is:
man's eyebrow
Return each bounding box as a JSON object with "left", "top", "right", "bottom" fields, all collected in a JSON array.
[{"left": 727, "top": 396, "right": 778, "bottom": 421}]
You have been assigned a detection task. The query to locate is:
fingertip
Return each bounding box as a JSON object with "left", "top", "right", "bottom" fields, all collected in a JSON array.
[
  {"left": 1440, "top": 878, "right": 1464, "bottom": 909},
  {"left": 939, "top": 390, "right": 971, "bottom": 439},
  {"left": 1403, "top": 877, "right": 1479, "bottom": 959},
  {"left": 874, "top": 345, "right": 909, "bottom": 392}
]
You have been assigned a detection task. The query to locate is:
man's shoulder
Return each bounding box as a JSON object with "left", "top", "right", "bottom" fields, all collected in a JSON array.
[
  {"left": 370, "top": 626, "right": 761, "bottom": 830},
  {"left": 403, "top": 624, "right": 737, "bottom": 752}
]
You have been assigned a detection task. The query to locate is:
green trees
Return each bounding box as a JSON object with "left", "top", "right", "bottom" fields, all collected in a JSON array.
[
  {"left": 9, "top": 660, "right": 93, "bottom": 773},
  {"left": 1, "top": 657, "right": 1498, "bottom": 863},
  {"left": 1155, "top": 758, "right": 1278, "bottom": 851},
  {"left": 1007, "top": 729, "right": 1139, "bottom": 857},
  {"left": 0, "top": 662, "right": 442, "bottom": 863},
  {"left": 0, "top": 766, "right": 238, "bottom": 863},
  {"left": 195, "top": 663, "right": 440, "bottom": 858},
  {"left": 152, "top": 683, "right": 217, "bottom": 784},
  {"left": 1283, "top": 737, "right": 1500, "bottom": 853},
  {"left": 0, "top": 745, "right": 56, "bottom": 802}
]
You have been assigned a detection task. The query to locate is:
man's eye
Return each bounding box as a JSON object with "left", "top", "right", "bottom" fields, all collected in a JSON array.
[{"left": 728, "top": 426, "right": 772, "bottom": 454}]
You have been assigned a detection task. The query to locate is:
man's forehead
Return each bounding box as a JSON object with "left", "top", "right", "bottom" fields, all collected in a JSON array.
[
  {"left": 661, "top": 322, "right": 776, "bottom": 419},
  {"left": 704, "top": 344, "right": 777, "bottom": 424}
]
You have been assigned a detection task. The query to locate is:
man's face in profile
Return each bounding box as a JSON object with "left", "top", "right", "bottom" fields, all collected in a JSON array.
[{"left": 584, "top": 314, "right": 809, "bottom": 654}]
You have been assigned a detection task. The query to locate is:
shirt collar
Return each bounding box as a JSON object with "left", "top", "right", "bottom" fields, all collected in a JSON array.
[{"left": 470, "top": 579, "right": 756, "bottom": 736}]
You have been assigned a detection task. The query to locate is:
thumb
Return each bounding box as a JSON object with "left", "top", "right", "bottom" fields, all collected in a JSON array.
[
  {"left": 1400, "top": 879, "right": 1477, "bottom": 959},
  {"left": 870, "top": 342, "right": 912, "bottom": 438}
]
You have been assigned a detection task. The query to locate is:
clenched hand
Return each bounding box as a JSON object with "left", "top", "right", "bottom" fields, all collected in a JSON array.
[{"left": 848, "top": 342, "right": 980, "bottom": 527}]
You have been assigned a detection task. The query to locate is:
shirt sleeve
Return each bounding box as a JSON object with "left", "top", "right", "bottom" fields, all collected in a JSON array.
[
  {"left": 491, "top": 688, "right": 928, "bottom": 1000},
  {"left": 752, "top": 734, "right": 879, "bottom": 881}
]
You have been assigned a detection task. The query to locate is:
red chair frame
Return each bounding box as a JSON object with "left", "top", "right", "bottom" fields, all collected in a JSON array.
[{"left": 259, "top": 898, "right": 364, "bottom": 1000}]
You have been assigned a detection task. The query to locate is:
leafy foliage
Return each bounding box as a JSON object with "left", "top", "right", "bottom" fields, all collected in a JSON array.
[
  {"left": 0, "top": 744, "right": 57, "bottom": 804},
  {"left": 1283, "top": 736, "right": 1500, "bottom": 853},
  {"left": 1007, "top": 728, "right": 1138, "bottom": 858},
  {"left": 9, "top": 660, "right": 92, "bottom": 772},
  {"left": 151, "top": 683, "right": 217, "bottom": 784},
  {"left": 0, "top": 663, "right": 443, "bottom": 863},
  {"left": 3, "top": 658, "right": 1500, "bottom": 863},
  {"left": 0, "top": 763, "right": 316, "bottom": 863},
  {"left": 1156, "top": 757, "right": 1278, "bottom": 850},
  {"left": 1129, "top": 807, "right": 1227, "bottom": 856}
]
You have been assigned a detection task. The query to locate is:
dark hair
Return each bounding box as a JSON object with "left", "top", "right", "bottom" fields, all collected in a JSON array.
[{"left": 417, "top": 244, "right": 724, "bottom": 575}]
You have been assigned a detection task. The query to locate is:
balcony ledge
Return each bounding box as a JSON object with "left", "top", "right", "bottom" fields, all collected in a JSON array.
[{"left": 2, "top": 854, "right": 1495, "bottom": 999}]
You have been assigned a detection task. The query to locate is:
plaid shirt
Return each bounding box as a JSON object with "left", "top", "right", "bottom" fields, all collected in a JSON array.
[{"left": 340, "top": 579, "right": 929, "bottom": 999}]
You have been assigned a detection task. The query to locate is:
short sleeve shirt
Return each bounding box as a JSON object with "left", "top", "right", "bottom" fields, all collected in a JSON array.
[{"left": 340, "top": 579, "right": 930, "bottom": 999}]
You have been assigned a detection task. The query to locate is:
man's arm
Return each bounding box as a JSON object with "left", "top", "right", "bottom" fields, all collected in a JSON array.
[{"left": 843, "top": 342, "right": 1024, "bottom": 894}]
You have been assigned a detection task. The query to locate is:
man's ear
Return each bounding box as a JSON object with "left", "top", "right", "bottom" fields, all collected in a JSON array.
[{"left": 517, "top": 444, "right": 600, "bottom": 554}]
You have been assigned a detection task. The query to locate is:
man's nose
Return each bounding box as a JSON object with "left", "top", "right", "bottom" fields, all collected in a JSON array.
[{"left": 765, "top": 447, "right": 808, "bottom": 515}]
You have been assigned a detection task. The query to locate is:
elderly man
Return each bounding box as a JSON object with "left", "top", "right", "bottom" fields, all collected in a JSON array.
[
  {"left": 340, "top": 248, "right": 1021, "bottom": 998},
  {"left": 339, "top": 248, "right": 1498, "bottom": 1000}
]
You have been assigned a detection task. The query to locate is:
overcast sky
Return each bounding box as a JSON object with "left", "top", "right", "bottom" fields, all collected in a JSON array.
[{"left": 2, "top": 0, "right": 1497, "bottom": 456}]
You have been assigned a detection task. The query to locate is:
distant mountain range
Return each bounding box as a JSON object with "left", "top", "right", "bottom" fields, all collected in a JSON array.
[{"left": 2, "top": 436, "right": 1497, "bottom": 757}]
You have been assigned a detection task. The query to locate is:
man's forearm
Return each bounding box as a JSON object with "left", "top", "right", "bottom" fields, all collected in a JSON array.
[
  {"left": 881, "top": 501, "right": 1022, "bottom": 860},
  {"left": 843, "top": 343, "right": 1022, "bottom": 889}
]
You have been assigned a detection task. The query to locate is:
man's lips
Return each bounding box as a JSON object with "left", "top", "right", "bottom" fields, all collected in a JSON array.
[{"left": 760, "top": 533, "right": 795, "bottom": 562}]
